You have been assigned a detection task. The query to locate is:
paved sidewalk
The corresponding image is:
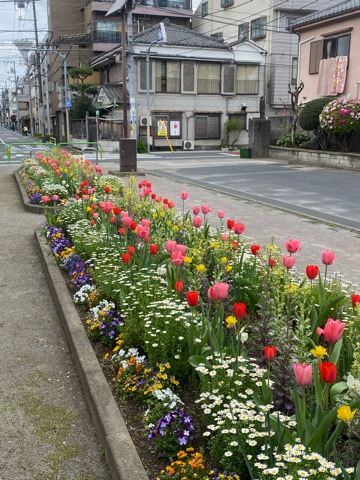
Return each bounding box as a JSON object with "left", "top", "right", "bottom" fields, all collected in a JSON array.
[
  {"left": 1, "top": 157, "right": 360, "bottom": 480},
  {"left": 0, "top": 165, "right": 111, "bottom": 480}
]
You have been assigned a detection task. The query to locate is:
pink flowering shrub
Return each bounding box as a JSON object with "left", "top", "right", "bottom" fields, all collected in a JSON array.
[{"left": 319, "top": 98, "right": 360, "bottom": 136}]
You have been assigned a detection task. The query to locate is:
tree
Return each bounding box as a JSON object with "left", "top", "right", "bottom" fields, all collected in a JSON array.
[
  {"left": 299, "top": 97, "right": 332, "bottom": 149},
  {"left": 288, "top": 81, "right": 304, "bottom": 148},
  {"left": 68, "top": 66, "right": 98, "bottom": 119}
]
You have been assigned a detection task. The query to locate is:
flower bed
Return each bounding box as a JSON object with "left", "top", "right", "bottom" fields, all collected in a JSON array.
[{"left": 21, "top": 152, "right": 360, "bottom": 480}]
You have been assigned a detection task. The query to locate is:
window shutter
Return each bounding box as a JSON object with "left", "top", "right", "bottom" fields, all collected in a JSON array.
[{"left": 309, "top": 40, "right": 324, "bottom": 74}]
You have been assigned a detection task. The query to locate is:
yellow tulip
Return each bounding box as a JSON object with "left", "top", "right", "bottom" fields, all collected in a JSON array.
[
  {"left": 310, "top": 345, "right": 327, "bottom": 359},
  {"left": 337, "top": 405, "right": 357, "bottom": 423}
]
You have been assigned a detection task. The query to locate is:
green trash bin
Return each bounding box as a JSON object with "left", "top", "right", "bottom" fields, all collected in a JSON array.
[{"left": 240, "top": 147, "right": 252, "bottom": 158}]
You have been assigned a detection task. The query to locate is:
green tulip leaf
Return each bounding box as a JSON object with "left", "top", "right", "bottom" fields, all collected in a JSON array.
[
  {"left": 330, "top": 338, "right": 343, "bottom": 365},
  {"left": 330, "top": 381, "right": 348, "bottom": 405}
]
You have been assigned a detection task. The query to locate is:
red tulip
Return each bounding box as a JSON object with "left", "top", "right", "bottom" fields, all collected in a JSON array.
[
  {"left": 149, "top": 244, "right": 158, "bottom": 255},
  {"left": 234, "top": 302, "right": 246, "bottom": 319},
  {"left": 186, "top": 291, "right": 199, "bottom": 307},
  {"left": 208, "top": 282, "right": 229, "bottom": 301},
  {"left": 268, "top": 258, "right": 276, "bottom": 268},
  {"left": 306, "top": 265, "right": 319, "bottom": 280},
  {"left": 232, "top": 241, "right": 239, "bottom": 250},
  {"left": 264, "top": 345, "right": 276, "bottom": 360},
  {"left": 130, "top": 221, "right": 137, "bottom": 231},
  {"left": 317, "top": 318, "right": 345, "bottom": 344},
  {"left": 293, "top": 363, "right": 313, "bottom": 386},
  {"left": 284, "top": 238, "right": 301, "bottom": 254},
  {"left": 118, "top": 227, "right": 125, "bottom": 236},
  {"left": 282, "top": 255, "right": 295, "bottom": 269},
  {"left": 251, "top": 245, "right": 260, "bottom": 255},
  {"left": 351, "top": 293, "right": 360, "bottom": 307},
  {"left": 319, "top": 362, "right": 337, "bottom": 383},
  {"left": 113, "top": 207, "right": 121, "bottom": 215},
  {"left": 227, "top": 219, "right": 235, "bottom": 230},
  {"left": 171, "top": 251, "right": 184, "bottom": 266},
  {"left": 175, "top": 281, "right": 184, "bottom": 292},
  {"left": 122, "top": 253, "right": 131, "bottom": 264},
  {"left": 109, "top": 216, "right": 116, "bottom": 224},
  {"left": 104, "top": 186, "right": 111, "bottom": 193},
  {"left": 233, "top": 222, "right": 246, "bottom": 235},
  {"left": 127, "top": 246, "right": 135, "bottom": 255},
  {"left": 322, "top": 250, "right": 335, "bottom": 265}
]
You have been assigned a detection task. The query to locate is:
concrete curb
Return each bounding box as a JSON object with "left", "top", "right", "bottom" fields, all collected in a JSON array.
[{"left": 34, "top": 230, "right": 149, "bottom": 480}]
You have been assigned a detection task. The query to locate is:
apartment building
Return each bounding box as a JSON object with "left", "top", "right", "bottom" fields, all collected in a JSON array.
[{"left": 192, "top": 0, "right": 341, "bottom": 114}]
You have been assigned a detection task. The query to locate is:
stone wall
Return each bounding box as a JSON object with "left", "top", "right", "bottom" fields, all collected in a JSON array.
[{"left": 269, "top": 146, "right": 360, "bottom": 170}]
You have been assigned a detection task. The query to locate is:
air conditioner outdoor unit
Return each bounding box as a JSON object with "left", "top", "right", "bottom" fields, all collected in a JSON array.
[
  {"left": 183, "top": 140, "right": 194, "bottom": 150},
  {"left": 140, "top": 116, "right": 150, "bottom": 127}
]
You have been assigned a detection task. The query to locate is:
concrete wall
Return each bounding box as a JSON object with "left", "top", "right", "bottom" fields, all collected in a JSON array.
[{"left": 269, "top": 146, "right": 360, "bottom": 170}]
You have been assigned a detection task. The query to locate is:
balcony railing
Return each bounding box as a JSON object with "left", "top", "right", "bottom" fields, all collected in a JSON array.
[
  {"left": 92, "top": 30, "right": 121, "bottom": 43},
  {"left": 137, "top": 0, "right": 192, "bottom": 9}
]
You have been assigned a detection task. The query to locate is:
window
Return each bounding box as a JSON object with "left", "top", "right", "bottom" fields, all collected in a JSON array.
[
  {"left": 221, "top": 0, "right": 234, "bottom": 7},
  {"left": 238, "top": 22, "right": 249, "bottom": 39},
  {"left": 251, "top": 17, "right": 266, "bottom": 40},
  {"left": 222, "top": 64, "right": 235, "bottom": 94},
  {"left": 309, "top": 35, "right": 350, "bottom": 74},
  {"left": 94, "top": 21, "right": 119, "bottom": 43},
  {"left": 197, "top": 63, "right": 221, "bottom": 94},
  {"left": 324, "top": 34, "right": 350, "bottom": 59},
  {"left": 195, "top": 114, "right": 221, "bottom": 139},
  {"left": 155, "top": 61, "right": 181, "bottom": 93},
  {"left": 291, "top": 57, "right": 298, "bottom": 85},
  {"left": 286, "top": 16, "right": 299, "bottom": 28},
  {"left": 138, "top": 59, "right": 153, "bottom": 92},
  {"left": 202, "top": 1, "right": 208, "bottom": 17},
  {"left": 236, "top": 65, "right": 259, "bottom": 94},
  {"left": 182, "top": 62, "right": 195, "bottom": 93},
  {"left": 154, "top": 114, "right": 182, "bottom": 138}
]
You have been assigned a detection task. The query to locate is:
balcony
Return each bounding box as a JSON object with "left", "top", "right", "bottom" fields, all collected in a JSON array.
[
  {"left": 137, "top": 0, "right": 192, "bottom": 9},
  {"left": 92, "top": 30, "right": 121, "bottom": 43}
]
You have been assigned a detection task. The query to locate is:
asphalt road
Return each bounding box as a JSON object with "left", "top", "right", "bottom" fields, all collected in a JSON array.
[{"left": 1, "top": 128, "right": 359, "bottom": 232}]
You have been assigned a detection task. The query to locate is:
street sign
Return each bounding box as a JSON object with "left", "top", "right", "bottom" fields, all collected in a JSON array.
[{"left": 65, "top": 98, "right": 72, "bottom": 108}]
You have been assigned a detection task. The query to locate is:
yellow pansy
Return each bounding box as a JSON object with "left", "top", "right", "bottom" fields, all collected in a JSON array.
[
  {"left": 225, "top": 265, "right": 233, "bottom": 272},
  {"left": 184, "top": 256, "right": 192, "bottom": 264},
  {"left": 196, "top": 264, "right": 206, "bottom": 273},
  {"left": 337, "top": 405, "right": 357, "bottom": 423},
  {"left": 221, "top": 256, "right": 228, "bottom": 264},
  {"left": 310, "top": 345, "right": 327, "bottom": 359}
]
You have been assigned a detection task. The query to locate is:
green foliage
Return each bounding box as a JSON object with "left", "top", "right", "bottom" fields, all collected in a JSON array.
[
  {"left": 70, "top": 96, "right": 96, "bottom": 119},
  {"left": 68, "top": 65, "right": 98, "bottom": 119},
  {"left": 221, "top": 118, "right": 244, "bottom": 148},
  {"left": 299, "top": 97, "right": 333, "bottom": 132},
  {"left": 276, "top": 131, "right": 310, "bottom": 147},
  {"left": 137, "top": 139, "right": 148, "bottom": 153}
]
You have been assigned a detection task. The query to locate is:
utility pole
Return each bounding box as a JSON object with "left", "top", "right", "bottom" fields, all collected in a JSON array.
[
  {"left": 12, "top": 62, "right": 20, "bottom": 132},
  {"left": 31, "top": 0, "right": 44, "bottom": 138}
]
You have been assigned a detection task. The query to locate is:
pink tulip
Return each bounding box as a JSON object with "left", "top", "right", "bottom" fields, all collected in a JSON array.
[
  {"left": 141, "top": 219, "right": 151, "bottom": 227},
  {"left": 93, "top": 212, "right": 99, "bottom": 220},
  {"left": 284, "top": 238, "right": 301, "bottom": 254},
  {"left": 221, "top": 233, "right": 229, "bottom": 241},
  {"left": 122, "top": 216, "right": 133, "bottom": 227},
  {"left": 165, "top": 240, "right": 177, "bottom": 253},
  {"left": 233, "top": 222, "right": 246, "bottom": 235},
  {"left": 181, "top": 191, "right": 189, "bottom": 200},
  {"left": 218, "top": 210, "right": 225, "bottom": 219},
  {"left": 171, "top": 251, "right": 185, "bottom": 266},
  {"left": 193, "top": 216, "right": 203, "bottom": 228},
  {"left": 208, "top": 282, "right": 230, "bottom": 301},
  {"left": 137, "top": 225, "right": 149, "bottom": 239},
  {"left": 175, "top": 244, "right": 187, "bottom": 254},
  {"left": 193, "top": 206, "right": 200, "bottom": 215},
  {"left": 121, "top": 211, "right": 129, "bottom": 218},
  {"left": 317, "top": 318, "right": 345, "bottom": 344},
  {"left": 322, "top": 250, "right": 335, "bottom": 265},
  {"left": 41, "top": 195, "right": 50, "bottom": 203},
  {"left": 52, "top": 194, "right": 59, "bottom": 201},
  {"left": 282, "top": 255, "right": 295, "bottom": 269},
  {"left": 201, "top": 204, "right": 211, "bottom": 215},
  {"left": 293, "top": 363, "right": 313, "bottom": 386}
]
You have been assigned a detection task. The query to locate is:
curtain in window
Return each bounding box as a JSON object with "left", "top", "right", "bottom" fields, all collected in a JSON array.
[
  {"left": 166, "top": 62, "right": 180, "bottom": 93},
  {"left": 197, "top": 64, "right": 221, "bottom": 94},
  {"left": 236, "top": 65, "right": 259, "bottom": 94}
]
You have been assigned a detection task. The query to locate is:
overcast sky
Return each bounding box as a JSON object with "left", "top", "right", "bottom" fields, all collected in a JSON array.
[{"left": 0, "top": 0, "right": 48, "bottom": 90}]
